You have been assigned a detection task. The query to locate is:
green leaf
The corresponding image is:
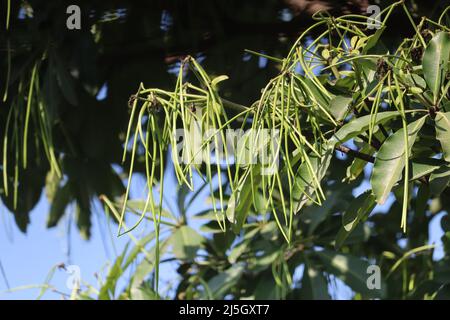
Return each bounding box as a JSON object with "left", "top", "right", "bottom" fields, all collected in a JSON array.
[
  {"left": 129, "top": 239, "right": 169, "bottom": 291},
  {"left": 253, "top": 250, "right": 279, "bottom": 269},
  {"left": 363, "top": 26, "right": 386, "bottom": 53},
  {"left": 333, "top": 73, "right": 356, "bottom": 91},
  {"left": 228, "top": 239, "right": 250, "bottom": 264},
  {"left": 252, "top": 276, "right": 277, "bottom": 299},
  {"left": 204, "top": 263, "right": 245, "bottom": 299},
  {"left": 45, "top": 170, "right": 60, "bottom": 202},
  {"left": 47, "top": 183, "right": 72, "bottom": 228},
  {"left": 411, "top": 158, "right": 444, "bottom": 181},
  {"left": 51, "top": 49, "right": 78, "bottom": 106},
  {"left": 329, "top": 96, "right": 352, "bottom": 121},
  {"left": 253, "top": 191, "right": 268, "bottom": 213},
  {"left": 429, "top": 165, "right": 450, "bottom": 196},
  {"left": 315, "top": 249, "right": 385, "bottom": 298},
  {"left": 170, "top": 226, "right": 204, "bottom": 260},
  {"left": 342, "top": 224, "right": 371, "bottom": 246},
  {"left": 228, "top": 167, "right": 261, "bottom": 234},
  {"left": 125, "top": 199, "right": 174, "bottom": 220},
  {"left": 292, "top": 146, "right": 333, "bottom": 213},
  {"left": 1, "top": 167, "right": 45, "bottom": 233},
  {"left": 335, "top": 191, "right": 376, "bottom": 249},
  {"left": 300, "top": 77, "right": 331, "bottom": 112},
  {"left": 301, "top": 257, "right": 330, "bottom": 299},
  {"left": 103, "top": 232, "right": 155, "bottom": 300},
  {"left": 371, "top": 116, "right": 426, "bottom": 204},
  {"left": 435, "top": 112, "right": 450, "bottom": 162},
  {"left": 130, "top": 284, "right": 159, "bottom": 300},
  {"left": 403, "top": 73, "right": 427, "bottom": 89},
  {"left": 422, "top": 32, "right": 450, "bottom": 101},
  {"left": 123, "top": 232, "right": 156, "bottom": 270},
  {"left": 225, "top": 228, "right": 257, "bottom": 264},
  {"left": 200, "top": 220, "right": 226, "bottom": 234},
  {"left": 75, "top": 196, "right": 92, "bottom": 240},
  {"left": 226, "top": 191, "right": 238, "bottom": 224},
  {"left": 345, "top": 143, "right": 374, "bottom": 182},
  {"left": 98, "top": 244, "right": 129, "bottom": 300},
  {"left": 329, "top": 111, "right": 400, "bottom": 145},
  {"left": 300, "top": 192, "right": 339, "bottom": 235}
]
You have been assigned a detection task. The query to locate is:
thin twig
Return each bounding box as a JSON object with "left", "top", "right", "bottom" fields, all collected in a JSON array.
[
  {"left": 335, "top": 145, "right": 375, "bottom": 163},
  {"left": 358, "top": 134, "right": 382, "bottom": 150}
]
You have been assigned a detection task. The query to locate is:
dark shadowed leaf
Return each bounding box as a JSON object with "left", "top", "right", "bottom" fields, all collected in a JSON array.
[
  {"left": 429, "top": 165, "right": 450, "bottom": 196},
  {"left": 301, "top": 257, "right": 330, "bottom": 299},
  {"left": 335, "top": 191, "right": 376, "bottom": 249},
  {"left": 170, "top": 226, "right": 204, "bottom": 260},
  {"left": 316, "top": 249, "right": 385, "bottom": 298}
]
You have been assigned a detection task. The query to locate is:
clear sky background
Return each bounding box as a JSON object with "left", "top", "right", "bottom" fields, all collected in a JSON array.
[
  {"left": 0, "top": 192, "right": 116, "bottom": 299},
  {"left": 0, "top": 170, "right": 181, "bottom": 300}
]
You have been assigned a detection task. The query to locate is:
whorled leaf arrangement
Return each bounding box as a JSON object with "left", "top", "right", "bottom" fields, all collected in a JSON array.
[{"left": 102, "top": 1, "right": 450, "bottom": 292}]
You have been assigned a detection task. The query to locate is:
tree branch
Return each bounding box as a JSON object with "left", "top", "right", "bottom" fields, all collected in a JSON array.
[
  {"left": 358, "top": 134, "right": 382, "bottom": 150},
  {"left": 335, "top": 145, "right": 375, "bottom": 163},
  {"left": 335, "top": 145, "right": 431, "bottom": 186}
]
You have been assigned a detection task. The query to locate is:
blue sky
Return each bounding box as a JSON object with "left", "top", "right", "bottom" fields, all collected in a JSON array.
[
  {"left": 0, "top": 160, "right": 207, "bottom": 300},
  {"left": 0, "top": 190, "right": 135, "bottom": 299},
  {"left": 0, "top": 193, "right": 109, "bottom": 299}
]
